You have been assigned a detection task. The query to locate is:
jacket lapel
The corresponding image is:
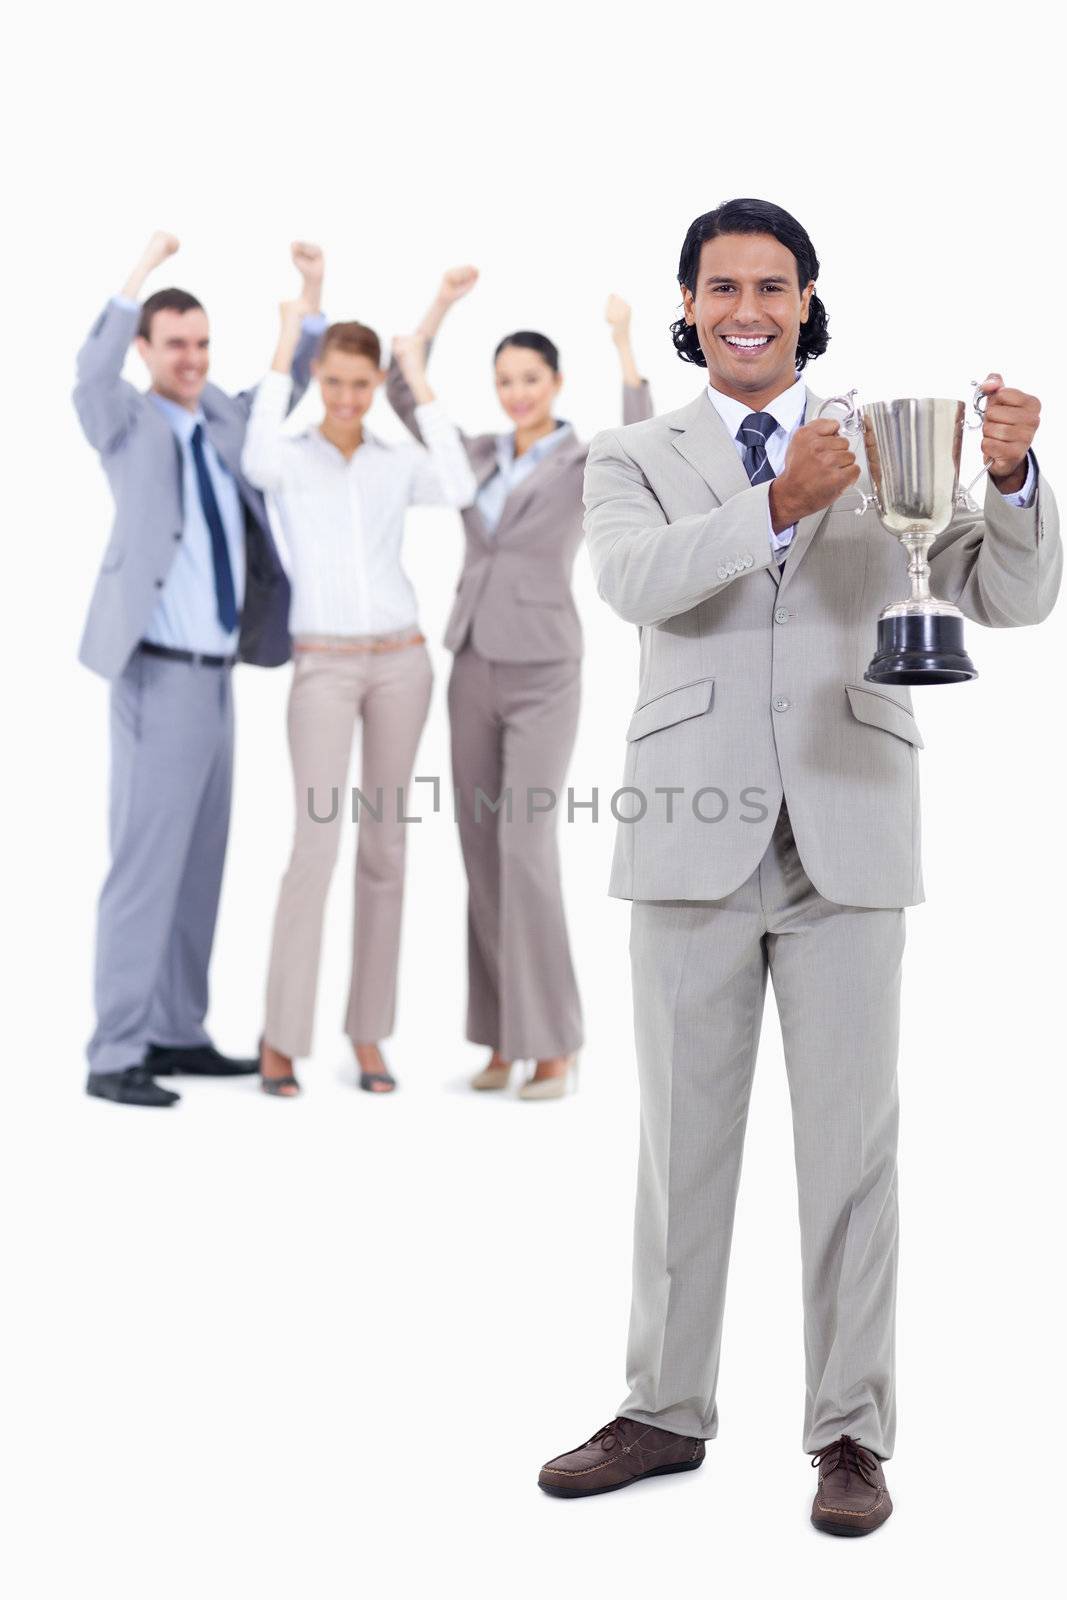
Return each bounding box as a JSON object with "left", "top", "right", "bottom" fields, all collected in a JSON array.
[
  {"left": 776, "top": 387, "right": 831, "bottom": 591},
  {"left": 669, "top": 390, "right": 751, "bottom": 506},
  {"left": 492, "top": 433, "right": 585, "bottom": 542},
  {"left": 463, "top": 436, "right": 499, "bottom": 546},
  {"left": 670, "top": 389, "right": 784, "bottom": 587}
]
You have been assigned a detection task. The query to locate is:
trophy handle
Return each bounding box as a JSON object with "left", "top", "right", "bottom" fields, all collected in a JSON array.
[
  {"left": 815, "top": 390, "right": 876, "bottom": 517},
  {"left": 816, "top": 389, "right": 863, "bottom": 435},
  {"left": 957, "top": 378, "right": 995, "bottom": 510}
]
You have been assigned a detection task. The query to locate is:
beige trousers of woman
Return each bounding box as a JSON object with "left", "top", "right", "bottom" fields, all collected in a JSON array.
[{"left": 264, "top": 631, "right": 433, "bottom": 1059}]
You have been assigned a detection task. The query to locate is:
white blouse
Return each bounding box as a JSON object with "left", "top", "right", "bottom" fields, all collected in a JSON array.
[{"left": 242, "top": 370, "right": 477, "bottom": 637}]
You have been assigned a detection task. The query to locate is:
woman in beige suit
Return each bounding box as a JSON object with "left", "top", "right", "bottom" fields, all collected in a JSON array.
[{"left": 387, "top": 268, "right": 652, "bottom": 1098}]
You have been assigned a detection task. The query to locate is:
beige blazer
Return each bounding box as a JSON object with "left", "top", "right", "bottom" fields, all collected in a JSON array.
[
  {"left": 583, "top": 386, "right": 1061, "bottom": 908},
  {"left": 387, "top": 346, "right": 653, "bottom": 661}
]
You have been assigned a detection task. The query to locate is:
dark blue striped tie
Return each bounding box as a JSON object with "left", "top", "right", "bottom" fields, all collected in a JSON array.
[
  {"left": 737, "top": 411, "right": 778, "bottom": 486},
  {"left": 190, "top": 423, "right": 239, "bottom": 632}
]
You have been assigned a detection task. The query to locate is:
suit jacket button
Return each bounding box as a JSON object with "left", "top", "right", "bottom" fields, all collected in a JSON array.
[
  {"left": 155, "top": 578, "right": 164, "bottom": 587},
  {"left": 774, "top": 607, "right": 790, "bottom": 624},
  {"left": 773, "top": 696, "right": 790, "bottom": 712},
  {"left": 174, "top": 530, "right": 183, "bottom": 540}
]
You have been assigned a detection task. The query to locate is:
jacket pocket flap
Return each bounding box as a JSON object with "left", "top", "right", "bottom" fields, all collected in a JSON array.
[
  {"left": 516, "top": 579, "right": 567, "bottom": 606},
  {"left": 626, "top": 677, "right": 715, "bottom": 741},
  {"left": 845, "top": 683, "right": 924, "bottom": 747}
]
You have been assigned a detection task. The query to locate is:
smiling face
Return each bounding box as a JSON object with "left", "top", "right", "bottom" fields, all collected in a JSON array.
[
  {"left": 313, "top": 347, "right": 384, "bottom": 427},
  {"left": 681, "top": 232, "right": 814, "bottom": 409},
  {"left": 136, "top": 307, "right": 210, "bottom": 409},
  {"left": 494, "top": 343, "right": 562, "bottom": 430}
]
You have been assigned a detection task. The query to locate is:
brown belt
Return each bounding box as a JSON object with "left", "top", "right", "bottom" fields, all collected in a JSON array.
[{"left": 293, "top": 631, "right": 426, "bottom": 656}]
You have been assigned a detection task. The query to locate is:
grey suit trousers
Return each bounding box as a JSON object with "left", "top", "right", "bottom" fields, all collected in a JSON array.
[
  {"left": 88, "top": 651, "right": 233, "bottom": 1075},
  {"left": 619, "top": 801, "right": 904, "bottom": 1458},
  {"left": 448, "top": 642, "right": 582, "bottom": 1061}
]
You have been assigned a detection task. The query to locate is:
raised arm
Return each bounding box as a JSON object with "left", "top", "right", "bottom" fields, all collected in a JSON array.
[
  {"left": 240, "top": 300, "right": 310, "bottom": 493},
  {"left": 229, "top": 242, "right": 326, "bottom": 419},
  {"left": 73, "top": 230, "right": 179, "bottom": 452},
  {"left": 288, "top": 241, "right": 325, "bottom": 404},
  {"left": 584, "top": 430, "right": 779, "bottom": 627},
  {"left": 386, "top": 264, "right": 478, "bottom": 443},
  {"left": 391, "top": 334, "right": 476, "bottom": 509},
  {"left": 605, "top": 293, "right": 654, "bottom": 424}
]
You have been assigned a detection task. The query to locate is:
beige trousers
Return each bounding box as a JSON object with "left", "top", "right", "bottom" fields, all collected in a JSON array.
[
  {"left": 264, "top": 632, "right": 433, "bottom": 1058},
  {"left": 620, "top": 801, "right": 904, "bottom": 1456}
]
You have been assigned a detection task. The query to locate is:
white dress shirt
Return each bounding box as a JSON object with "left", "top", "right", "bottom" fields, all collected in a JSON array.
[
  {"left": 706, "top": 378, "right": 1037, "bottom": 562},
  {"left": 477, "top": 419, "right": 575, "bottom": 535},
  {"left": 242, "top": 371, "right": 477, "bottom": 637}
]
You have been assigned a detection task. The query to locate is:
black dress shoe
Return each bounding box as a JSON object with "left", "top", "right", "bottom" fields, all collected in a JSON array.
[
  {"left": 86, "top": 1066, "right": 180, "bottom": 1107},
  {"left": 146, "top": 1043, "right": 258, "bottom": 1077}
]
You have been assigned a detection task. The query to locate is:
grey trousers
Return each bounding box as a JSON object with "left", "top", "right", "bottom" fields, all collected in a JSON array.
[
  {"left": 263, "top": 635, "right": 433, "bottom": 1058},
  {"left": 619, "top": 801, "right": 905, "bottom": 1458},
  {"left": 88, "top": 650, "right": 233, "bottom": 1076},
  {"left": 447, "top": 643, "right": 582, "bottom": 1061}
]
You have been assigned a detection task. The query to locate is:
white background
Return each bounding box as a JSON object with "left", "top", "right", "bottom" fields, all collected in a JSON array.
[{"left": 3, "top": 3, "right": 1064, "bottom": 1595}]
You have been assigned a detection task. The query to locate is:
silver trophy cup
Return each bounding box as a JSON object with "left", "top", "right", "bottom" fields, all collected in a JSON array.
[{"left": 817, "top": 387, "right": 989, "bottom": 685}]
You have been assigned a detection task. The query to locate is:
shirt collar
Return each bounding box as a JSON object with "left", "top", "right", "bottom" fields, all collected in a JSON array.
[
  {"left": 494, "top": 419, "right": 573, "bottom": 473},
  {"left": 310, "top": 423, "right": 388, "bottom": 461},
  {"left": 705, "top": 376, "right": 806, "bottom": 442},
  {"left": 149, "top": 390, "right": 205, "bottom": 443}
]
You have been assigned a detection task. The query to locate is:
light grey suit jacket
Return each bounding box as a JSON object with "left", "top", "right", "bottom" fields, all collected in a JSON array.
[
  {"left": 387, "top": 344, "right": 653, "bottom": 661},
  {"left": 584, "top": 386, "right": 1062, "bottom": 908},
  {"left": 74, "top": 299, "right": 320, "bottom": 680}
]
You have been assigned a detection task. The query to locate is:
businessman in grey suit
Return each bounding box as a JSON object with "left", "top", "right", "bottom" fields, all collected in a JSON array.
[
  {"left": 538, "top": 199, "right": 1061, "bottom": 1531},
  {"left": 76, "top": 231, "right": 326, "bottom": 1107}
]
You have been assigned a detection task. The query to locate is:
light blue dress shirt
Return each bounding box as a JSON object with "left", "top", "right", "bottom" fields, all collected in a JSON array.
[
  {"left": 476, "top": 419, "right": 574, "bottom": 535},
  {"left": 144, "top": 392, "right": 247, "bottom": 655}
]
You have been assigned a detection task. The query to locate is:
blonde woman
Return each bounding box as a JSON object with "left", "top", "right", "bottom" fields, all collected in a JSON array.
[
  {"left": 387, "top": 269, "right": 653, "bottom": 1099},
  {"left": 243, "top": 300, "right": 476, "bottom": 1096}
]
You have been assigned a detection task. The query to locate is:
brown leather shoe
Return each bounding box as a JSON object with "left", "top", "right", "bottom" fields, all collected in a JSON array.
[
  {"left": 539, "top": 1417, "right": 705, "bottom": 1498},
  {"left": 810, "top": 1435, "right": 893, "bottom": 1536}
]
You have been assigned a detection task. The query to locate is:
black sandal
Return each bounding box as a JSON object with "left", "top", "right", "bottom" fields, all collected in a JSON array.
[
  {"left": 260, "top": 1072, "right": 302, "bottom": 1097},
  {"left": 359, "top": 1070, "right": 397, "bottom": 1094}
]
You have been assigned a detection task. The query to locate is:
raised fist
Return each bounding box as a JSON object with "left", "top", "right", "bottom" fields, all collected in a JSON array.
[{"left": 770, "top": 418, "right": 860, "bottom": 530}]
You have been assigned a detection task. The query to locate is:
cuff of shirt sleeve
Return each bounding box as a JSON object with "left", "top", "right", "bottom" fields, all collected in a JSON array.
[
  {"left": 111, "top": 294, "right": 141, "bottom": 313},
  {"left": 301, "top": 312, "right": 327, "bottom": 335},
  {"left": 767, "top": 503, "right": 794, "bottom": 551},
  {"left": 998, "top": 450, "right": 1037, "bottom": 508}
]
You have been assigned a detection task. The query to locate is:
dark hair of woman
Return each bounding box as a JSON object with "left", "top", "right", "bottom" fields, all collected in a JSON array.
[
  {"left": 493, "top": 330, "right": 560, "bottom": 373},
  {"left": 670, "top": 198, "right": 829, "bottom": 372}
]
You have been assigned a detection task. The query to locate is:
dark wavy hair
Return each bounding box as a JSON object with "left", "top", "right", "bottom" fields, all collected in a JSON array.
[
  {"left": 671, "top": 198, "right": 829, "bottom": 372},
  {"left": 493, "top": 330, "right": 559, "bottom": 373}
]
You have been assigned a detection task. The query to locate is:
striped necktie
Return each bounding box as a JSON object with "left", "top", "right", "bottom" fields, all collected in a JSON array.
[
  {"left": 737, "top": 410, "right": 778, "bottom": 486},
  {"left": 737, "top": 411, "right": 790, "bottom": 567}
]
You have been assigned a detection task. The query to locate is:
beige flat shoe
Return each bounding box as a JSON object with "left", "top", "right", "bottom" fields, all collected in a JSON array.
[
  {"left": 518, "top": 1052, "right": 580, "bottom": 1101},
  {"left": 470, "top": 1056, "right": 513, "bottom": 1091}
]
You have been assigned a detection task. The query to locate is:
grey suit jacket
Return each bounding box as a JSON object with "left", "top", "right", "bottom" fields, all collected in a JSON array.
[
  {"left": 74, "top": 299, "right": 320, "bottom": 680},
  {"left": 387, "top": 344, "right": 653, "bottom": 662},
  {"left": 584, "top": 386, "right": 1062, "bottom": 908}
]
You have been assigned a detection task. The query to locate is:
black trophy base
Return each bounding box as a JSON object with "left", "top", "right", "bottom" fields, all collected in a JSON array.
[{"left": 865, "top": 612, "right": 978, "bottom": 686}]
